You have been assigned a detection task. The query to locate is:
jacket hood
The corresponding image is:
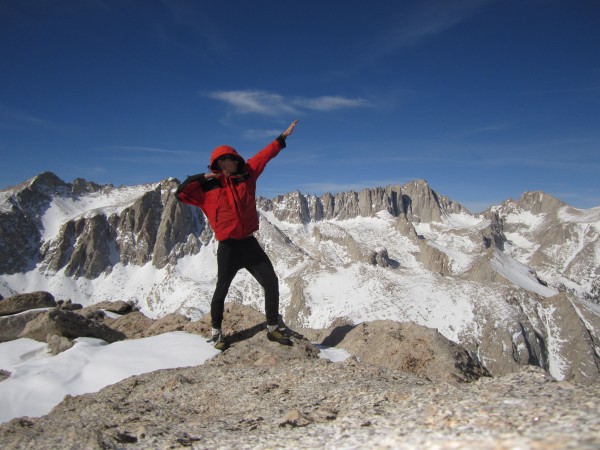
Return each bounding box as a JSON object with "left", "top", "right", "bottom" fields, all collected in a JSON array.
[{"left": 209, "top": 145, "right": 246, "bottom": 172}]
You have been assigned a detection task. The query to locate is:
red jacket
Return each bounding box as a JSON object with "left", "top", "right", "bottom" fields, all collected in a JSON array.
[{"left": 176, "top": 137, "right": 286, "bottom": 241}]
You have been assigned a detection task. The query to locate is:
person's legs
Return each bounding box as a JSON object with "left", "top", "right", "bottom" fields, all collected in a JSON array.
[
  {"left": 243, "top": 237, "right": 280, "bottom": 327},
  {"left": 211, "top": 240, "right": 240, "bottom": 330}
]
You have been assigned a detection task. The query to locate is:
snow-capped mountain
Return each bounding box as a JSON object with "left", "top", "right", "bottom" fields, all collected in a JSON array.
[{"left": 1, "top": 172, "right": 599, "bottom": 383}]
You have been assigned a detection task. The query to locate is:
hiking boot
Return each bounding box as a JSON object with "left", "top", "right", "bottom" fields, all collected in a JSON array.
[
  {"left": 212, "top": 337, "right": 229, "bottom": 351},
  {"left": 211, "top": 330, "right": 229, "bottom": 351},
  {"left": 267, "top": 328, "right": 292, "bottom": 346}
]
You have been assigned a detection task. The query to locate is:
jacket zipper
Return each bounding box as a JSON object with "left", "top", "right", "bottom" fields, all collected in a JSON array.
[{"left": 226, "top": 177, "right": 245, "bottom": 235}]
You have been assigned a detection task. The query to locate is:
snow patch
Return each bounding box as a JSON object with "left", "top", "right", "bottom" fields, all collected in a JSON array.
[
  {"left": 490, "top": 250, "right": 557, "bottom": 297},
  {"left": 315, "top": 345, "right": 352, "bottom": 362},
  {"left": 0, "top": 190, "right": 15, "bottom": 214},
  {"left": 537, "top": 305, "right": 569, "bottom": 380},
  {"left": 444, "top": 213, "right": 490, "bottom": 230},
  {"left": 504, "top": 210, "right": 546, "bottom": 231},
  {"left": 0, "top": 332, "right": 220, "bottom": 424},
  {"left": 558, "top": 205, "right": 600, "bottom": 225}
]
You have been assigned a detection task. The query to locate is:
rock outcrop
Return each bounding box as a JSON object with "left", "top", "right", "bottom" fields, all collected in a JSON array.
[
  {"left": 417, "top": 241, "right": 451, "bottom": 276},
  {"left": 323, "top": 320, "right": 489, "bottom": 384},
  {"left": 81, "top": 300, "right": 135, "bottom": 315},
  {"left": 401, "top": 179, "right": 466, "bottom": 222},
  {"left": 20, "top": 308, "right": 126, "bottom": 343},
  {"left": 311, "top": 222, "right": 374, "bottom": 265},
  {"left": 515, "top": 190, "right": 566, "bottom": 215},
  {"left": 371, "top": 247, "right": 390, "bottom": 267},
  {"left": 536, "top": 293, "right": 600, "bottom": 383},
  {"left": 0, "top": 310, "right": 48, "bottom": 343},
  {"left": 0, "top": 291, "right": 56, "bottom": 316}
]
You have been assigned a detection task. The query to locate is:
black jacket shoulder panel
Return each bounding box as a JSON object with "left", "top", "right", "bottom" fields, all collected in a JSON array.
[
  {"left": 203, "top": 177, "right": 222, "bottom": 191},
  {"left": 175, "top": 173, "right": 218, "bottom": 199}
]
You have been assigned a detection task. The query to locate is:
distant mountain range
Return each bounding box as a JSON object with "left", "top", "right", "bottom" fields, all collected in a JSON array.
[{"left": 1, "top": 172, "right": 599, "bottom": 383}]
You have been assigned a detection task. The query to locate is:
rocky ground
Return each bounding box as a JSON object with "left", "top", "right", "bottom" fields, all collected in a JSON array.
[
  {"left": 1, "top": 350, "right": 599, "bottom": 449},
  {"left": 1, "top": 294, "right": 600, "bottom": 449}
]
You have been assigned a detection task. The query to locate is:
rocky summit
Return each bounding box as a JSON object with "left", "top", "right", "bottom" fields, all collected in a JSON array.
[{"left": 0, "top": 299, "right": 599, "bottom": 449}]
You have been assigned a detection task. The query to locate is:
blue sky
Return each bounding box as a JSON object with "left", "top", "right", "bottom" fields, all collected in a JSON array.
[{"left": 1, "top": 0, "right": 599, "bottom": 212}]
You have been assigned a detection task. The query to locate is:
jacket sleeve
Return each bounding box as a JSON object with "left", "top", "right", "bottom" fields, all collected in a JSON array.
[
  {"left": 175, "top": 173, "right": 213, "bottom": 206},
  {"left": 246, "top": 135, "right": 286, "bottom": 178}
]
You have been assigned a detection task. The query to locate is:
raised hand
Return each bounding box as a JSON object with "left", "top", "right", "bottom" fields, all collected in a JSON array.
[{"left": 282, "top": 119, "right": 299, "bottom": 138}]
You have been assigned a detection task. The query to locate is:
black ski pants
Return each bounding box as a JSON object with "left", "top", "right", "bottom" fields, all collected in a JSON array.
[{"left": 211, "top": 236, "right": 279, "bottom": 329}]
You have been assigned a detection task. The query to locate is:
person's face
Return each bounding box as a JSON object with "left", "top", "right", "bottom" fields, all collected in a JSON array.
[{"left": 217, "top": 155, "right": 239, "bottom": 175}]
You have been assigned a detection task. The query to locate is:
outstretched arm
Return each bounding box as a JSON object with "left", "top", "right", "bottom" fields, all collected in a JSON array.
[{"left": 249, "top": 120, "right": 300, "bottom": 177}]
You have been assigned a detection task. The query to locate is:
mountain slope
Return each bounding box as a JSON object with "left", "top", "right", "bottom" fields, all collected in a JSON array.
[{"left": 494, "top": 191, "right": 600, "bottom": 301}]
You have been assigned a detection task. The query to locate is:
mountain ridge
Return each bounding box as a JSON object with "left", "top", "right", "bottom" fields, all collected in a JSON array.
[{"left": 1, "top": 171, "right": 599, "bottom": 383}]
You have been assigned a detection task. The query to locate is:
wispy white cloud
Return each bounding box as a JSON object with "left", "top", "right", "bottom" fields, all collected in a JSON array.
[
  {"left": 206, "top": 90, "right": 368, "bottom": 116},
  {"left": 207, "top": 90, "right": 297, "bottom": 115},
  {"left": 292, "top": 96, "right": 368, "bottom": 111}
]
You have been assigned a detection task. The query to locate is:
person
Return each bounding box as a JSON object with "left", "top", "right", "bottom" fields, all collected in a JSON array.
[{"left": 175, "top": 120, "right": 299, "bottom": 350}]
